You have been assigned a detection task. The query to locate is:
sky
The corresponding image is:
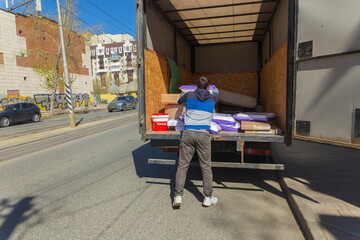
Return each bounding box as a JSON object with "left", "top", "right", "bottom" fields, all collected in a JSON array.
[{"left": 0, "top": 0, "right": 136, "bottom": 38}]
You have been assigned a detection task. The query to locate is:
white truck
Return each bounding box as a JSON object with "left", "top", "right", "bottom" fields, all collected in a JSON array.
[{"left": 135, "top": 0, "right": 360, "bottom": 169}]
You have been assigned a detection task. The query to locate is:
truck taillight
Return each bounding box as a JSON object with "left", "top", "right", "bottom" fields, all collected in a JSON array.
[
  {"left": 244, "top": 148, "right": 271, "bottom": 156},
  {"left": 163, "top": 147, "right": 179, "bottom": 152}
]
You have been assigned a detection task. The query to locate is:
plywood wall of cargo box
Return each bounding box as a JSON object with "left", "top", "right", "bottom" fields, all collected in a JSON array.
[
  {"left": 179, "top": 66, "right": 193, "bottom": 86},
  {"left": 192, "top": 71, "right": 259, "bottom": 98},
  {"left": 260, "top": 41, "right": 287, "bottom": 131},
  {"left": 144, "top": 49, "right": 169, "bottom": 130}
]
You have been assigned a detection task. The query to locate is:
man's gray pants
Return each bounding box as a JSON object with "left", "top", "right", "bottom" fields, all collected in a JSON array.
[{"left": 175, "top": 130, "right": 213, "bottom": 197}]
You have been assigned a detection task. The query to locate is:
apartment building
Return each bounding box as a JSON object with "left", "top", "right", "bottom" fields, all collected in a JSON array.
[
  {"left": 90, "top": 35, "right": 137, "bottom": 94},
  {"left": 88, "top": 33, "right": 134, "bottom": 45}
]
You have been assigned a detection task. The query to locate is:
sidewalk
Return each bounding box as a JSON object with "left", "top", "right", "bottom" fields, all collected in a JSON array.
[
  {"left": 272, "top": 140, "right": 360, "bottom": 240},
  {"left": 41, "top": 103, "right": 108, "bottom": 118}
]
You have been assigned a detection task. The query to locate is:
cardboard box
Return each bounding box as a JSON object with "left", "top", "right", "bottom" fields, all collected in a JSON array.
[
  {"left": 161, "top": 94, "right": 180, "bottom": 104},
  {"left": 165, "top": 104, "right": 186, "bottom": 120},
  {"left": 244, "top": 125, "right": 282, "bottom": 135},
  {"left": 241, "top": 121, "right": 271, "bottom": 130}
]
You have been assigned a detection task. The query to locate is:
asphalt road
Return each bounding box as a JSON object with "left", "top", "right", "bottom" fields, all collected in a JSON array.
[
  {"left": 0, "top": 112, "right": 304, "bottom": 240},
  {"left": 0, "top": 109, "right": 132, "bottom": 141}
]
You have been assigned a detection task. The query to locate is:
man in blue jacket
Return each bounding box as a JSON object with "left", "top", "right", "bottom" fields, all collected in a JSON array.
[{"left": 173, "top": 76, "right": 219, "bottom": 207}]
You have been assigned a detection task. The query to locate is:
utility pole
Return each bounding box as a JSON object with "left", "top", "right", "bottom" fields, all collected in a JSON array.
[
  {"left": 55, "top": 0, "right": 76, "bottom": 128},
  {"left": 35, "top": 0, "right": 41, "bottom": 15}
]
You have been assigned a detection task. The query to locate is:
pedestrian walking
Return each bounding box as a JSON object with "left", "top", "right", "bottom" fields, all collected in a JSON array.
[{"left": 173, "top": 76, "right": 219, "bottom": 207}]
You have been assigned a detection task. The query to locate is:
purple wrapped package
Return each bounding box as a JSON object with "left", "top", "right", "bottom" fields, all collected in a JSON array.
[
  {"left": 209, "top": 122, "right": 221, "bottom": 134},
  {"left": 179, "top": 85, "right": 216, "bottom": 91},
  {"left": 218, "top": 122, "right": 240, "bottom": 132},
  {"left": 179, "top": 85, "right": 217, "bottom": 94},
  {"left": 211, "top": 113, "right": 237, "bottom": 125},
  {"left": 179, "top": 114, "right": 185, "bottom": 122},
  {"left": 233, "top": 112, "right": 277, "bottom": 122}
]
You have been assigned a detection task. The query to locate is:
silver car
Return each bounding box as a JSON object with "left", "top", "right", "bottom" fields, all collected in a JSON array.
[{"left": 107, "top": 96, "right": 137, "bottom": 112}]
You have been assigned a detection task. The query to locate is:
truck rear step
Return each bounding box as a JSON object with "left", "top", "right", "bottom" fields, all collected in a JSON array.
[{"left": 148, "top": 159, "right": 284, "bottom": 170}]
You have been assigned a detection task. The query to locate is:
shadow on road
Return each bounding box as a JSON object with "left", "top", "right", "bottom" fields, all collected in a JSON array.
[
  {"left": 131, "top": 143, "right": 306, "bottom": 203},
  {"left": 272, "top": 140, "right": 360, "bottom": 239},
  {"left": 132, "top": 142, "right": 204, "bottom": 204},
  {"left": 75, "top": 118, "right": 84, "bottom": 126},
  {"left": 319, "top": 215, "right": 360, "bottom": 240},
  {"left": 0, "top": 197, "right": 38, "bottom": 240}
]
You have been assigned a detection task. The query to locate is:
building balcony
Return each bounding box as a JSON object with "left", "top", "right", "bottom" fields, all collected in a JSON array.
[{"left": 109, "top": 54, "right": 120, "bottom": 60}]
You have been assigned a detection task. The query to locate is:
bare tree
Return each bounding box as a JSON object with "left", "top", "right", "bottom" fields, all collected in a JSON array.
[{"left": 23, "top": 0, "right": 88, "bottom": 115}]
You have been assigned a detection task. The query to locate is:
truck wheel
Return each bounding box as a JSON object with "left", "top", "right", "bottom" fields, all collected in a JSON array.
[
  {"left": 32, "top": 113, "right": 40, "bottom": 122},
  {"left": 0, "top": 117, "right": 10, "bottom": 127},
  {"left": 108, "top": 109, "right": 113, "bottom": 112}
]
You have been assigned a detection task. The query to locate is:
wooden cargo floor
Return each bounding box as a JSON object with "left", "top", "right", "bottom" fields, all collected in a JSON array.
[{"left": 145, "top": 130, "right": 284, "bottom": 142}]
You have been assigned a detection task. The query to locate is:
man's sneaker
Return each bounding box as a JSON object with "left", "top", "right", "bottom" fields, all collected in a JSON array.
[
  {"left": 173, "top": 195, "right": 182, "bottom": 207},
  {"left": 203, "top": 196, "right": 218, "bottom": 207}
]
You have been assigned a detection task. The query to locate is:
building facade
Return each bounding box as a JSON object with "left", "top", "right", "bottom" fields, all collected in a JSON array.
[
  {"left": 0, "top": 9, "right": 93, "bottom": 111},
  {"left": 88, "top": 33, "right": 134, "bottom": 45},
  {"left": 90, "top": 34, "right": 137, "bottom": 94}
]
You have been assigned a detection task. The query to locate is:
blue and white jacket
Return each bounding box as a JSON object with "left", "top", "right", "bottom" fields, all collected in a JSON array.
[{"left": 178, "top": 89, "right": 219, "bottom": 131}]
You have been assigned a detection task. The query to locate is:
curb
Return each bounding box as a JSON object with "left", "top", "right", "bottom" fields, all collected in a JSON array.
[
  {"left": 276, "top": 171, "right": 314, "bottom": 240},
  {"left": 41, "top": 108, "right": 107, "bottom": 119}
]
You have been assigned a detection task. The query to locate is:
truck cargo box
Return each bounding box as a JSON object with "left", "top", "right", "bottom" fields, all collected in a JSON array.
[{"left": 136, "top": 0, "right": 360, "bottom": 151}]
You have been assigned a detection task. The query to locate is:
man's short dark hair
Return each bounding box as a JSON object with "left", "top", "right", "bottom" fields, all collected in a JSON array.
[{"left": 197, "top": 76, "right": 210, "bottom": 89}]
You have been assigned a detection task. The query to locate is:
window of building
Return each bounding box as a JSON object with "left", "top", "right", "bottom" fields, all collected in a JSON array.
[
  {"left": 7, "top": 90, "right": 19, "bottom": 96},
  {"left": 133, "top": 45, "right": 137, "bottom": 52},
  {"left": 110, "top": 54, "right": 120, "bottom": 60},
  {"left": 97, "top": 49, "right": 104, "bottom": 55},
  {"left": 106, "top": 48, "right": 109, "bottom": 55},
  {"left": 127, "top": 70, "right": 134, "bottom": 82},
  {"left": 119, "top": 47, "right": 122, "bottom": 53},
  {"left": 113, "top": 47, "right": 117, "bottom": 53}
]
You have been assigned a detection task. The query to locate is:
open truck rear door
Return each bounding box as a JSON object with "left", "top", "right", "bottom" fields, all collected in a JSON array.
[
  {"left": 293, "top": 0, "right": 360, "bottom": 148},
  {"left": 136, "top": 0, "right": 146, "bottom": 139}
]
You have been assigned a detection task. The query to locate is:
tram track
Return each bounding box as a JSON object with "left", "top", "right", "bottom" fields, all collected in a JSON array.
[{"left": 0, "top": 113, "right": 138, "bottom": 163}]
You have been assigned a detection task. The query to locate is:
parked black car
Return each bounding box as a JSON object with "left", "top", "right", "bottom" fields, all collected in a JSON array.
[
  {"left": 107, "top": 96, "right": 137, "bottom": 112},
  {"left": 0, "top": 103, "right": 41, "bottom": 127}
]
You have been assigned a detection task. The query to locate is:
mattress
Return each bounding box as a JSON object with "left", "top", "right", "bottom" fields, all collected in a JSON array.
[{"left": 218, "top": 89, "right": 257, "bottom": 108}]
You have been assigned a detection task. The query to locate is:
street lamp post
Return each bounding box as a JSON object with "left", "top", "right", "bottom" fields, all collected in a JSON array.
[{"left": 55, "top": 0, "right": 75, "bottom": 128}]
